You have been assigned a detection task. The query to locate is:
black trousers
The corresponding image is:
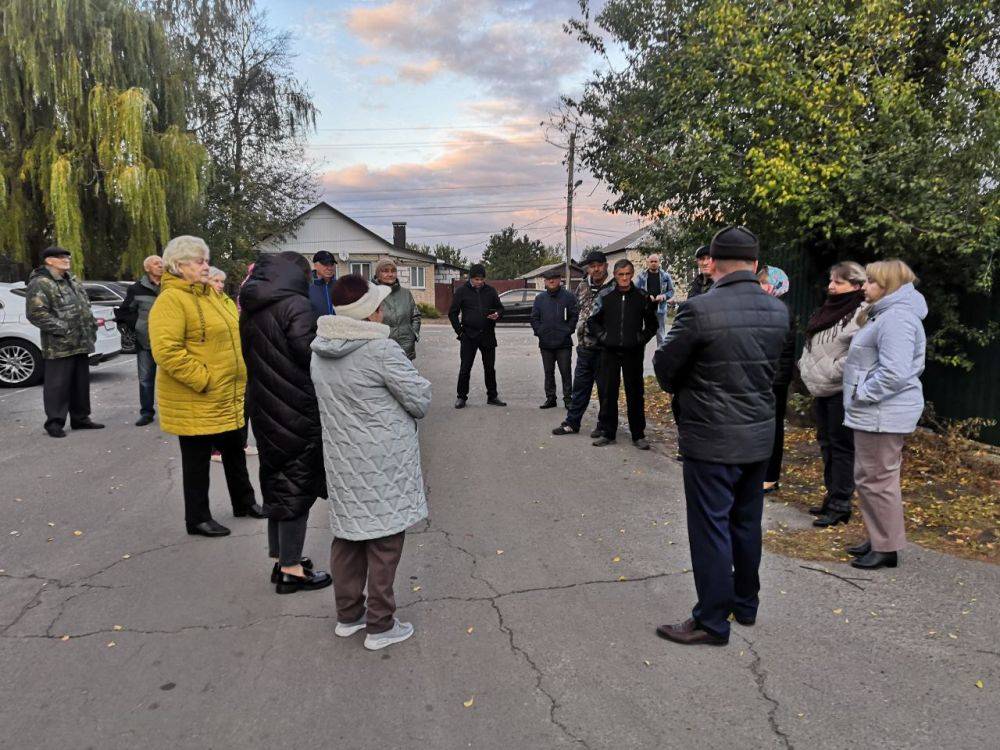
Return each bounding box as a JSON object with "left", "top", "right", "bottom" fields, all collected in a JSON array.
[
  {"left": 540, "top": 347, "right": 572, "bottom": 401},
  {"left": 765, "top": 384, "right": 789, "bottom": 483},
  {"left": 683, "top": 457, "right": 767, "bottom": 640},
  {"left": 457, "top": 337, "right": 497, "bottom": 399},
  {"left": 178, "top": 428, "right": 256, "bottom": 529},
  {"left": 597, "top": 348, "right": 646, "bottom": 441},
  {"left": 564, "top": 347, "right": 603, "bottom": 430},
  {"left": 814, "top": 394, "right": 855, "bottom": 513},
  {"left": 42, "top": 354, "right": 91, "bottom": 430},
  {"left": 268, "top": 514, "right": 309, "bottom": 567}
]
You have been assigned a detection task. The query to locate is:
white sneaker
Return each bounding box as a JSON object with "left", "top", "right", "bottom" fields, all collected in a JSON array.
[
  {"left": 244, "top": 445, "right": 258, "bottom": 456},
  {"left": 363, "top": 619, "right": 413, "bottom": 651},
  {"left": 335, "top": 616, "right": 367, "bottom": 637}
]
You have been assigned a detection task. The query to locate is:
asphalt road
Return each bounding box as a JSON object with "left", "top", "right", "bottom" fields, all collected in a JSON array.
[{"left": 1, "top": 327, "right": 997, "bottom": 749}]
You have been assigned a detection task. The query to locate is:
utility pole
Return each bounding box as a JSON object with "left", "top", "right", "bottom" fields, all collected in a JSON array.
[{"left": 564, "top": 130, "right": 576, "bottom": 287}]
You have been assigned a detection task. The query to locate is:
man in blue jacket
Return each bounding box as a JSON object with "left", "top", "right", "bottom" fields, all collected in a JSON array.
[
  {"left": 309, "top": 250, "right": 337, "bottom": 317},
  {"left": 530, "top": 267, "right": 579, "bottom": 409},
  {"left": 635, "top": 253, "right": 675, "bottom": 347}
]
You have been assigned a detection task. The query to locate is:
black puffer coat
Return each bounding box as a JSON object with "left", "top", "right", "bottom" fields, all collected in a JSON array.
[
  {"left": 239, "top": 254, "right": 327, "bottom": 520},
  {"left": 653, "top": 271, "right": 789, "bottom": 463}
]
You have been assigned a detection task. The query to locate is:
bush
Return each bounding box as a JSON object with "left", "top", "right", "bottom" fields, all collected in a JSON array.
[{"left": 417, "top": 302, "right": 440, "bottom": 319}]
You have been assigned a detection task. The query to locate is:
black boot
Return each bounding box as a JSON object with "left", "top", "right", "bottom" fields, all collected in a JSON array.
[
  {"left": 812, "top": 511, "right": 851, "bottom": 528},
  {"left": 539, "top": 398, "right": 557, "bottom": 409},
  {"left": 851, "top": 550, "right": 898, "bottom": 569},
  {"left": 846, "top": 540, "right": 871, "bottom": 557}
]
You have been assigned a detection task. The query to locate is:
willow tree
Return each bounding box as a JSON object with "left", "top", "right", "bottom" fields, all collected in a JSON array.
[{"left": 0, "top": 0, "right": 206, "bottom": 277}]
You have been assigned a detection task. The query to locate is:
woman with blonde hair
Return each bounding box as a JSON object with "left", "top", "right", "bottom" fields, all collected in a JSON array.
[
  {"left": 841, "top": 259, "right": 926, "bottom": 569},
  {"left": 149, "top": 236, "right": 264, "bottom": 537},
  {"left": 798, "top": 261, "right": 867, "bottom": 527}
]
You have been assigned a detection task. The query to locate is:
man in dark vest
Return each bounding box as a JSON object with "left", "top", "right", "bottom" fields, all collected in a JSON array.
[
  {"left": 653, "top": 226, "right": 789, "bottom": 646},
  {"left": 117, "top": 254, "right": 163, "bottom": 425},
  {"left": 448, "top": 264, "right": 506, "bottom": 408}
]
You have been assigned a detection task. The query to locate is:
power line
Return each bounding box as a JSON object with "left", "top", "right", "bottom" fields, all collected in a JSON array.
[
  {"left": 458, "top": 209, "right": 566, "bottom": 251},
  {"left": 322, "top": 181, "right": 555, "bottom": 197},
  {"left": 255, "top": 225, "right": 568, "bottom": 247},
  {"left": 306, "top": 138, "right": 543, "bottom": 149},
  {"left": 313, "top": 124, "right": 523, "bottom": 132}
]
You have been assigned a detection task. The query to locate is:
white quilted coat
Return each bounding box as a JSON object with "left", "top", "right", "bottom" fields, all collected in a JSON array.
[
  {"left": 797, "top": 304, "right": 866, "bottom": 398},
  {"left": 311, "top": 315, "right": 432, "bottom": 540}
]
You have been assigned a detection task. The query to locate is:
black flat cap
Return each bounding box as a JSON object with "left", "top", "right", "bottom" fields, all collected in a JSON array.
[
  {"left": 42, "top": 246, "right": 72, "bottom": 259},
  {"left": 313, "top": 250, "right": 336, "bottom": 264},
  {"left": 709, "top": 226, "right": 759, "bottom": 260},
  {"left": 694, "top": 244, "right": 710, "bottom": 259},
  {"left": 582, "top": 249, "right": 607, "bottom": 265},
  {"left": 542, "top": 267, "right": 564, "bottom": 279}
]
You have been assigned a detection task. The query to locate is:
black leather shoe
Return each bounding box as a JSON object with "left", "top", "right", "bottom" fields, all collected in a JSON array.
[
  {"left": 275, "top": 568, "right": 333, "bottom": 594},
  {"left": 633, "top": 438, "right": 651, "bottom": 450},
  {"left": 734, "top": 614, "right": 756, "bottom": 626},
  {"left": 135, "top": 415, "right": 154, "bottom": 426},
  {"left": 813, "top": 511, "right": 851, "bottom": 528},
  {"left": 592, "top": 436, "right": 616, "bottom": 447},
  {"left": 552, "top": 423, "right": 579, "bottom": 435},
  {"left": 847, "top": 540, "right": 872, "bottom": 557},
  {"left": 655, "top": 618, "right": 727, "bottom": 646},
  {"left": 270, "top": 557, "right": 314, "bottom": 584},
  {"left": 486, "top": 397, "right": 507, "bottom": 407},
  {"left": 71, "top": 419, "right": 104, "bottom": 429},
  {"left": 851, "top": 550, "right": 898, "bottom": 569},
  {"left": 455, "top": 398, "right": 467, "bottom": 409},
  {"left": 45, "top": 425, "right": 67, "bottom": 438},
  {"left": 808, "top": 505, "right": 827, "bottom": 515},
  {"left": 234, "top": 503, "right": 266, "bottom": 519},
  {"left": 187, "top": 520, "right": 231, "bottom": 537},
  {"left": 589, "top": 428, "right": 605, "bottom": 439},
  {"left": 539, "top": 398, "right": 557, "bottom": 409}
]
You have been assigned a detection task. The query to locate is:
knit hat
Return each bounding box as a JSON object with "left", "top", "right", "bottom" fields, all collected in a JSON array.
[
  {"left": 469, "top": 263, "right": 487, "bottom": 278},
  {"left": 374, "top": 258, "right": 397, "bottom": 276},
  {"left": 330, "top": 275, "right": 391, "bottom": 320},
  {"left": 694, "top": 244, "right": 710, "bottom": 259},
  {"left": 709, "top": 226, "right": 759, "bottom": 260}
]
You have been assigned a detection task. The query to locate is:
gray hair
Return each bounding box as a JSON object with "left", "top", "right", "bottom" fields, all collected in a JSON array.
[
  {"left": 830, "top": 261, "right": 866, "bottom": 286},
  {"left": 142, "top": 255, "right": 162, "bottom": 272},
  {"left": 162, "top": 236, "right": 209, "bottom": 275},
  {"left": 207, "top": 266, "right": 226, "bottom": 281}
]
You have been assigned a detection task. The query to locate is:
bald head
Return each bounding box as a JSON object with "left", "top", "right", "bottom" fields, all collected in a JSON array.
[{"left": 647, "top": 254, "right": 661, "bottom": 272}]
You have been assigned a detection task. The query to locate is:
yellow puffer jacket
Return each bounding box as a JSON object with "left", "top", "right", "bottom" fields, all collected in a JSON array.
[{"left": 149, "top": 272, "right": 247, "bottom": 436}]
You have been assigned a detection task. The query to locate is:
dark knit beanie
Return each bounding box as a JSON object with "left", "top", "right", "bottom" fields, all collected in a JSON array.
[
  {"left": 469, "top": 263, "right": 487, "bottom": 278},
  {"left": 694, "top": 244, "right": 710, "bottom": 259},
  {"left": 709, "top": 226, "right": 759, "bottom": 260},
  {"left": 331, "top": 274, "right": 370, "bottom": 307}
]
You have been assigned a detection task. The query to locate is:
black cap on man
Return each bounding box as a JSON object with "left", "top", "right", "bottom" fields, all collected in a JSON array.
[{"left": 709, "top": 226, "right": 759, "bottom": 261}]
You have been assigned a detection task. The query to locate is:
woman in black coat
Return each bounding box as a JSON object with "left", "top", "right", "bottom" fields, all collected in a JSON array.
[{"left": 240, "top": 252, "right": 331, "bottom": 594}]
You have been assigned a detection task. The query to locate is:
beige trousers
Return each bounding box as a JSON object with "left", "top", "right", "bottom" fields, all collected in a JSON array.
[{"left": 853, "top": 431, "right": 907, "bottom": 552}]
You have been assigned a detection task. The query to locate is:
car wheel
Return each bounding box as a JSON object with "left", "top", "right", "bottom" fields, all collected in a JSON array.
[
  {"left": 119, "top": 324, "right": 136, "bottom": 354},
  {"left": 0, "top": 338, "right": 43, "bottom": 388}
]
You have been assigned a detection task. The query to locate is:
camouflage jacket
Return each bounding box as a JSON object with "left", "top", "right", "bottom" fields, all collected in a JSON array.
[
  {"left": 575, "top": 275, "right": 613, "bottom": 350},
  {"left": 25, "top": 266, "right": 97, "bottom": 359}
]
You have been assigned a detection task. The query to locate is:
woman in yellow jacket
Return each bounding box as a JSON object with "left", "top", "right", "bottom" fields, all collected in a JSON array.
[{"left": 149, "top": 236, "right": 264, "bottom": 537}]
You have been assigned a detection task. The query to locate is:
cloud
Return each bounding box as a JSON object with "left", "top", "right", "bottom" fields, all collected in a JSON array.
[
  {"left": 345, "top": 0, "right": 589, "bottom": 104},
  {"left": 397, "top": 59, "right": 444, "bottom": 83}
]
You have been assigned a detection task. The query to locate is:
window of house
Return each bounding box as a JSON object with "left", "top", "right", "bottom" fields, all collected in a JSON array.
[
  {"left": 408, "top": 266, "right": 426, "bottom": 289},
  {"left": 350, "top": 262, "right": 371, "bottom": 279}
]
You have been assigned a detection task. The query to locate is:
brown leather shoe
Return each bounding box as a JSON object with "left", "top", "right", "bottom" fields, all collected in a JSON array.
[{"left": 655, "top": 618, "right": 728, "bottom": 646}]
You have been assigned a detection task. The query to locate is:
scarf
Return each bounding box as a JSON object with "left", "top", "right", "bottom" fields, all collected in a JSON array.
[{"left": 806, "top": 289, "right": 864, "bottom": 338}]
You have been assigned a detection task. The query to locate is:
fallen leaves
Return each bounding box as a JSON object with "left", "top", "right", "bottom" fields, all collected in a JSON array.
[
  {"left": 463, "top": 697, "right": 475, "bottom": 708},
  {"left": 976, "top": 680, "right": 984, "bottom": 689},
  {"left": 72, "top": 530, "right": 83, "bottom": 537}
]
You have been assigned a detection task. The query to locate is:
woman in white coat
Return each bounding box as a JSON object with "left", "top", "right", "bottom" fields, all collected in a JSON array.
[
  {"left": 311, "top": 274, "right": 432, "bottom": 651},
  {"left": 797, "top": 262, "right": 867, "bottom": 528}
]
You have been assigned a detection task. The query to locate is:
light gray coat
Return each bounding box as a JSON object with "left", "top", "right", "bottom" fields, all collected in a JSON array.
[
  {"left": 311, "top": 315, "right": 432, "bottom": 540},
  {"left": 842, "top": 283, "right": 927, "bottom": 434},
  {"left": 798, "top": 303, "right": 867, "bottom": 397}
]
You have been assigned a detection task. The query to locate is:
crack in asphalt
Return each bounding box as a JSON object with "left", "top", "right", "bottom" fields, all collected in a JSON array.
[{"left": 738, "top": 634, "right": 794, "bottom": 750}]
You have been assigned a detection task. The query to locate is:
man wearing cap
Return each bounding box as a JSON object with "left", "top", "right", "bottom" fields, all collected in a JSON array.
[
  {"left": 530, "top": 267, "right": 578, "bottom": 409},
  {"left": 635, "top": 253, "right": 675, "bottom": 347},
  {"left": 552, "top": 249, "right": 613, "bottom": 437},
  {"left": 689, "top": 245, "right": 715, "bottom": 298},
  {"left": 652, "top": 226, "right": 789, "bottom": 646},
  {"left": 448, "top": 264, "right": 506, "bottom": 408},
  {"left": 309, "top": 250, "right": 338, "bottom": 317},
  {"left": 25, "top": 247, "right": 104, "bottom": 438}
]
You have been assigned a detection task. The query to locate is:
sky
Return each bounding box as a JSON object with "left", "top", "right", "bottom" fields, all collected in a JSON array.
[{"left": 259, "top": 0, "right": 643, "bottom": 261}]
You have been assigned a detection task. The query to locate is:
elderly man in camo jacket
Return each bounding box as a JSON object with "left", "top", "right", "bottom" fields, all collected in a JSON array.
[
  {"left": 25, "top": 247, "right": 104, "bottom": 438},
  {"left": 551, "top": 249, "right": 614, "bottom": 438}
]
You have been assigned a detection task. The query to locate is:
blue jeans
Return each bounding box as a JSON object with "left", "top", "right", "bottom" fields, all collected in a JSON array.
[
  {"left": 682, "top": 457, "right": 767, "bottom": 640},
  {"left": 136, "top": 347, "right": 156, "bottom": 418},
  {"left": 563, "top": 347, "right": 603, "bottom": 430}
]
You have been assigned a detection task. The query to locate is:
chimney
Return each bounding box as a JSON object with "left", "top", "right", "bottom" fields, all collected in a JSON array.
[{"left": 393, "top": 222, "right": 406, "bottom": 250}]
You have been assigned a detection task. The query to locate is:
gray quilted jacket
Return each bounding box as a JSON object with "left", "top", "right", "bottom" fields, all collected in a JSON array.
[{"left": 311, "top": 315, "right": 432, "bottom": 540}]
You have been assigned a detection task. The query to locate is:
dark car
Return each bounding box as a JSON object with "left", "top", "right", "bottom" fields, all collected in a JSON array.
[
  {"left": 497, "top": 287, "right": 540, "bottom": 324},
  {"left": 82, "top": 281, "right": 136, "bottom": 354}
]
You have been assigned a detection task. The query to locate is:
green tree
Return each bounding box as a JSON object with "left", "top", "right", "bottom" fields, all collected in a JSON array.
[
  {"left": 480, "top": 226, "right": 561, "bottom": 279},
  {"left": 563, "top": 0, "right": 999, "bottom": 367},
  {"left": 149, "top": 0, "right": 317, "bottom": 272},
  {"left": 0, "top": 0, "right": 207, "bottom": 276},
  {"left": 430, "top": 243, "right": 468, "bottom": 269}
]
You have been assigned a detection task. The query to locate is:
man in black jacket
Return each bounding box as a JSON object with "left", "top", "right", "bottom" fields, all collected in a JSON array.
[
  {"left": 688, "top": 245, "right": 715, "bottom": 298},
  {"left": 448, "top": 264, "right": 506, "bottom": 408},
  {"left": 117, "top": 255, "right": 162, "bottom": 425},
  {"left": 653, "top": 226, "right": 789, "bottom": 646},
  {"left": 588, "top": 259, "right": 658, "bottom": 449},
  {"left": 530, "top": 268, "right": 579, "bottom": 409}
]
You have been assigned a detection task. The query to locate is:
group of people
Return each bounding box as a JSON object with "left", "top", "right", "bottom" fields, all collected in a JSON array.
[{"left": 24, "top": 221, "right": 927, "bottom": 652}]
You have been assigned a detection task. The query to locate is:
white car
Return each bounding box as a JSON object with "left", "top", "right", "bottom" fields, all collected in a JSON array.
[{"left": 0, "top": 282, "right": 122, "bottom": 388}]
